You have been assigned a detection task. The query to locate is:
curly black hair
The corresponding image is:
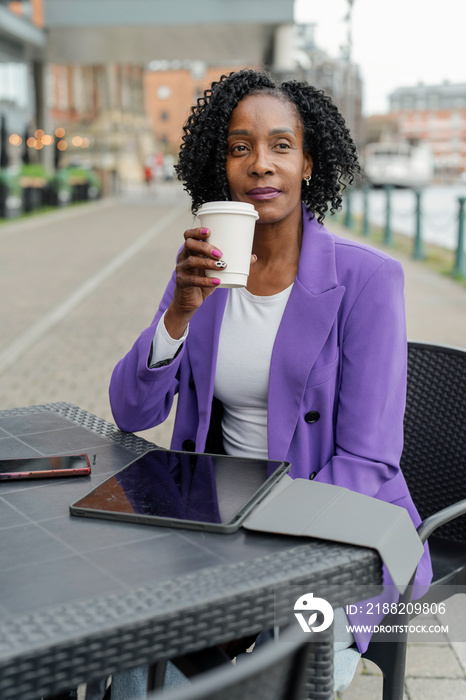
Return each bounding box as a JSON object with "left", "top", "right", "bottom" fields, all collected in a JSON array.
[{"left": 175, "top": 69, "right": 361, "bottom": 223}]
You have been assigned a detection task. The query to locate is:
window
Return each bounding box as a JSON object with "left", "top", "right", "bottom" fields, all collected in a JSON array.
[
  {"left": 157, "top": 85, "right": 171, "bottom": 100},
  {"left": 451, "top": 112, "right": 461, "bottom": 129},
  {"left": 0, "top": 63, "right": 30, "bottom": 109},
  {"left": 57, "top": 66, "right": 68, "bottom": 110}
]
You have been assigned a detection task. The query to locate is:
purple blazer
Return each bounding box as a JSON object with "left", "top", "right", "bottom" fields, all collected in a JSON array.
[{"left": 110, "top": 206, "right": 432, "bottom": 651}]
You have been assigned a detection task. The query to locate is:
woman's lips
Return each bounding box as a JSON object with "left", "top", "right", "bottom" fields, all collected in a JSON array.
[{"left": 246, "top": 187, "right": 281, "bottom": 201}]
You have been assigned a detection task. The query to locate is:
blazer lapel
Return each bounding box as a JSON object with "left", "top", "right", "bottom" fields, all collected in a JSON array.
[{"left": 268, "top": 211, "right": 345, "bottom": 459}]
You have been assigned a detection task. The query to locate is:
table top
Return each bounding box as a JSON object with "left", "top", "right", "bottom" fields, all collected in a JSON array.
[{"left": 0, "top": 403, "right": 382, "bottom": 700}]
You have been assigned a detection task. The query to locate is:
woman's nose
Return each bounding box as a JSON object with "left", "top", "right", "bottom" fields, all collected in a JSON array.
[{"left": 248, "top": 146, "right": 274, "bottom": 177}]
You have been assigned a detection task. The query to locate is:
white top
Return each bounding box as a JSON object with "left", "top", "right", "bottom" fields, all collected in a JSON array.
[
  {"left": 150, "top": 286, "right": 292, "bottom": 458},
  {"left": 214, "top": 286, "right": 292, "bottom": 458}
]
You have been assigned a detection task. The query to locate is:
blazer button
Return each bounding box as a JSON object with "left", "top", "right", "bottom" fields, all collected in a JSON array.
[
  {"left": 182, "top": 439, "right": 196, "bottom": 452},
  {"left": 304, "top": 410, "right": 320, "bottom": 424},
  {"left": 309, "top": 472, "right": 317, "bottom": 480}
]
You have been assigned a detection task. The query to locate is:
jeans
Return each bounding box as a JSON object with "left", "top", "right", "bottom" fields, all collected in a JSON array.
[
  {"left": 110, "top": 662, "right": 186, "bottom": 699},
  {"left": 110, "top": 609, "right": 360, "bottom": 698}
]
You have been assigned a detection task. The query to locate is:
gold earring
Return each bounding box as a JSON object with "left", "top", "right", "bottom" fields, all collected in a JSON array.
[{"left": 304, "top": 175, "right": 311, "bottom": 186}]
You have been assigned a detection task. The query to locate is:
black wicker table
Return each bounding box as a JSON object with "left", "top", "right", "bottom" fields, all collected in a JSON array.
[{"left": 0, "top": 403, "right": 382, "bottom": 700}]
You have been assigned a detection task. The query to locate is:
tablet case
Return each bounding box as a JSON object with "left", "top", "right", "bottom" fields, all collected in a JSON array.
[{"left": 243, "top": 476, "right": 424, "bottom": 594}]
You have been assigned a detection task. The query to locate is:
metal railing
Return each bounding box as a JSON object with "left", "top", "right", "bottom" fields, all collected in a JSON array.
[{"left": 342, "top": 186, "right": 465, "bottom": 279}]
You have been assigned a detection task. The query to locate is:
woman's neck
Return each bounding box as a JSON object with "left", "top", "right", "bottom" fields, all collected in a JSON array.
[{"left": 247, "top": 216, "right": 303, "bottom": 296}]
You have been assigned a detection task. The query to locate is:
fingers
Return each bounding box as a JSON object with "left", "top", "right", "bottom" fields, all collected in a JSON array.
[
  {"left": 182, "top": 227, "right": 212, "bottom": 249},
  {"left": 181, "top": 227, "right": 222, "bottom": 261},
  {"left": 171, "top": 229, "right": 227, "bottom": 316},
  {"left": 175, "top": 228, "right": 224, "bottom": 294},
  {"left": 183, "top": 226, "right": 210, "bottom": 244},
  {"left": 178, "top": 227, "right": 226, "bottom": 279},
  {"left": 176, "top": 258, "right": 223, "bottom": 290}
]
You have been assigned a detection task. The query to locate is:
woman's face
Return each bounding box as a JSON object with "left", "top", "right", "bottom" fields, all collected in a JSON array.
[{"left": 225, "top": 93, "right": 312, "bottom": 227}]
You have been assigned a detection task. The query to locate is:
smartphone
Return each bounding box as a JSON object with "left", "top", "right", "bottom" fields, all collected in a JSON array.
[{"left": 0, "top": 455, "right": 91, "bottom": 481}]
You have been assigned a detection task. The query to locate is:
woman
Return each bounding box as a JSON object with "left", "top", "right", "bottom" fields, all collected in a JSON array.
[{"left": 109, "top": 69, "right": 432, "bottom": 695}]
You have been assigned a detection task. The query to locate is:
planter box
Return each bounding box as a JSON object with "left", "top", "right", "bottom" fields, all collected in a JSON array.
[
  {"left": 22, "top": 186, "right": 44, "bottom": 213},
  {"left": 0, "top": 183, "right": 21, "bottom": 219}
]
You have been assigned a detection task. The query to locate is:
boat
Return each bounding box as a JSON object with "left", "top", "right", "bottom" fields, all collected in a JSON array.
[{"left": 363, "top": 142, "right": 434, "bottom": 188}]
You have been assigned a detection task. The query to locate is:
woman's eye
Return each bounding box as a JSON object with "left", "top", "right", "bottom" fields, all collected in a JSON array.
[
  {"left": 275, "top": 142, "right": 291, "bottom": 150},
  {"left": 230, "top": 144, "right": 248, "bottom": 154}
]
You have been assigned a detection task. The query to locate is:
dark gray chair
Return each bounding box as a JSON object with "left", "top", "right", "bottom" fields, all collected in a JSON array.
[
  {"left": 146, "top": 625, "right": 314, "bottom": 700},
  {"left": 363, "top": 341, "right": 466, "bottom": 700}
]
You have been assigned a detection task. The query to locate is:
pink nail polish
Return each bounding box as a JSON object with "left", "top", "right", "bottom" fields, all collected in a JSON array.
[
  {"left": 212, "top": 248, "right": 223, "bottom": 259},
  {"left": 211, "top": 278, "right": 221, "bottom": 286},
  {"left": 200, "top": 228, "right": 209, "bottom": 235}
]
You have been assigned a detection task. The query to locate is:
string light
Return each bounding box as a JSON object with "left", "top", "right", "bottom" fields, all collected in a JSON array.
[
  {"left": 15, "top": 126, "right": 89, "bottom": 151},
  {"left": 9, "top": 134, "right": 22, "bottom": 146}
]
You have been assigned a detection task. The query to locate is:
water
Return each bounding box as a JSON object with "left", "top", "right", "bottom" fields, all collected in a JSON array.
[{"left": 350, "top": 185, "right": 466, "bottom": 251}]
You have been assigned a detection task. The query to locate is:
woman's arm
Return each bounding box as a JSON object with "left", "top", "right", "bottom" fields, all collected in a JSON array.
[
  {"left": 109, "top": 270, "right": 183, "bottom": 433},
  {"left": 315, "top": 257, "right": 408, "bottom": 499},
  {"left": 109, "top": 226, "right": 225, "bottom": 433}
]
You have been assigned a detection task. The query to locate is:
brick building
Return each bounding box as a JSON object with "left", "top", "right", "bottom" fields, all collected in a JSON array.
[
  {"left": 389, "top": 82, "right": 466, "bottom": 178},
  {"left": 144, "top": 63, "right": 246, "bottom": 155},
  {"left": 46, "top": 63, "right": 155, "bottom": 182}
]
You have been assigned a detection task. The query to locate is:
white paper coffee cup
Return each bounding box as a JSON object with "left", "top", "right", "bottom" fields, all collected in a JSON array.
[{"left": 197, "top": 201, "right": 259, "bottom": 288}]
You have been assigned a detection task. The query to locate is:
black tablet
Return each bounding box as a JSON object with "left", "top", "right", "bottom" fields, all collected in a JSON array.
[{"left": 70, "top": 449, "right": 290, "bottom": 533}]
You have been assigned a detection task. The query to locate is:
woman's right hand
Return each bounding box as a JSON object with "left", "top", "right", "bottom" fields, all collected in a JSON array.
[{"left": 164, "top": 227, "right": 225, "bottom": 339}]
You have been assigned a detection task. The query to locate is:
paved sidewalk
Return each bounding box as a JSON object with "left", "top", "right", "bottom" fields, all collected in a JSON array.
[
  {"left": 2, "top": 182, "right": 466, "bottom": 699},
  {"left": 331, "top": 218, "right": 466, "bottom": 350}
]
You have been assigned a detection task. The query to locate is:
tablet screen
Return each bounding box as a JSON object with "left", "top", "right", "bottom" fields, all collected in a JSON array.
[{"left": 70, "top": 450, "right": 290, "bottom": 532}]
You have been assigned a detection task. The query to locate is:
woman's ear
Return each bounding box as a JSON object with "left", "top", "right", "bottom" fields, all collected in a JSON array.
[{"left": 304, "top": 153, "right": 313, "bottom": 179}]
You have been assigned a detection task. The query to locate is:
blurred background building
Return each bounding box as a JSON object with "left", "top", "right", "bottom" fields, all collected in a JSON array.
[
  {"left": 388, "top": 81, "right": 466, "bottom": 180},
  {"left": 143, "top": 62, "right": 245, "bottom": 162},
  {"left": 272, "top": 20, "right": 364, "bottom": 148},
  {"left": 0, "top": 0, "right": 364, "bottom": 189},
  {"left": 1, "top": 0, "right": 297, "bottom": 187},
  {"left": 0, "top": 0, "right": 44, "bottom": 142},
  {"left": 0, "top": 0, "right": 364, "bottom": 185},
  {"left": 2, "top": 0, "right": 463, "bottom": 200}
]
